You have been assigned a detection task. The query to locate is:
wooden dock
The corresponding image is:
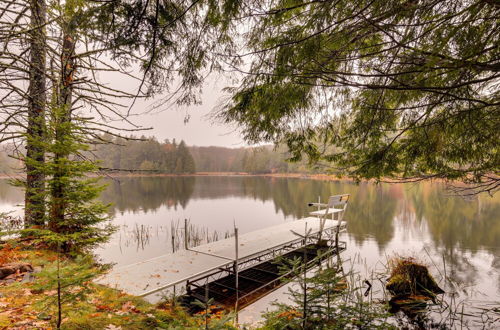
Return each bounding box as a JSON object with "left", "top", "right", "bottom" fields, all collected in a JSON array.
[
  {"left": 182, "top": 241, "right": 346, "bottom": 311},
  {"left": 96, "top": 217, "right": 346, "bottom": 308}
]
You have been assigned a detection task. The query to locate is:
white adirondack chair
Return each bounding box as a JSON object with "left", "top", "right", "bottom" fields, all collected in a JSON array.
[{"left": 308, "top": 194, "right": 349, "bottom": 243}]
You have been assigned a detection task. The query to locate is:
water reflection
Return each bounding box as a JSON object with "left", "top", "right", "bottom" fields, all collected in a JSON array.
[
  {"left": 415, "top": 185, "right": 500, "bottom": 253},
  {"left": 0, "top": 176, "right": 499, "bottom": 300},
  {"left": 95, "top": 176, "right": 500, "bottom": 255},
  {"left": 100, "top": 176, "right": 196, "bottom": 214},
  {"left": 1, "top": 176, "right": 498, "bottom": 254},
  {"left": 0, "top": 177, "right": 500, "bottom": 254}
]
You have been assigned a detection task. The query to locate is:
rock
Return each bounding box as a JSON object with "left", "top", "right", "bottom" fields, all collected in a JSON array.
[
  {"left": 0, "top": 266, "right": 16, "bottom": 279},
  {"left": 21, "top": 272, "right": 34, "bottom": 283},
  {"left": 386, "top": 260, "right": 444, "bottom": 297},
  {"left": 0, "top": 262, "right": 34, "bottom": 280}
]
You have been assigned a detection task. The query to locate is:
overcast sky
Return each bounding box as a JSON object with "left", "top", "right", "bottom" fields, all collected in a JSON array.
[
  {"left": 100, "top": 66, "right": 247, "bottom": 148},
  {"left": 132, "top": 81, "right": 245, "bottom": 148}
]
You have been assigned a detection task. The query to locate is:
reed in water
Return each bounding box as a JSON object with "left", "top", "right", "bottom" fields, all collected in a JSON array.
[{"left": 118, "top": 219, "right": 233, "bottom": 252}]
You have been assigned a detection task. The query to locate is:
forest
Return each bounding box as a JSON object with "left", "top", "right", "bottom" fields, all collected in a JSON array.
[
  {"left": 0, "top": 0, "right": 498, "bottom": 329},
  {"left": 92, "top": 138, "right": 317, "bottom": 174},
  {"left": 91, "top": 136, "right": 195, "bottom": 174},
  {"left": 190, "top": 144, "right": 318, "bottom": 174},
  {"left": 0, "top": 139, "right": 318, "bottom": 175}
]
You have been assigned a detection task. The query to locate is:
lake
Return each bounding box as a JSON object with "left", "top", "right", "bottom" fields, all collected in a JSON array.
[{"left": 1, "top": 176, "right": 499, "bottom": 326}]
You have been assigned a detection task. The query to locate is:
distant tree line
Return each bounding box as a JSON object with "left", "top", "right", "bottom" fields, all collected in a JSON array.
[
  {"left": 0, "top": 140, "right": 321, "bottom": 175},
  {"left": 91, "top": 136, "right": 195, "bottom": 174},
  {"left": 190, "top": 145, "right": 319, "bottom": 174}
]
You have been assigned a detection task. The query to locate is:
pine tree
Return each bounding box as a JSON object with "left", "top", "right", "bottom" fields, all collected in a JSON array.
[
  {"left": 174, "top": 158, "right": 184, "bottom": 174},
  {"left": 34, "top": 251, "right": 106, "bottom": 329},
  {"left": 271, "top": 252, "right": 394, "bottom": 329},
  {"left": 44, "top": 104, "right": 115, "bottom": 253},
  {"left": 177, "top": 140, "right": 196, "bottom": 174}
]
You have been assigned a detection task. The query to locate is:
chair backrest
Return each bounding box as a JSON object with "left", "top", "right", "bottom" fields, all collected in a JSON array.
[
  {"left": 321, "top": 193, "right": 350, "bottom": 223},
  {"left": 328, "top": 194, "right": 349, "bottom": 209}
]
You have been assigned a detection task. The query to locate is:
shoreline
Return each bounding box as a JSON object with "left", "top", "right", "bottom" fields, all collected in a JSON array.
[
  {"left": 0, "top": 172, "right": 450, "bottom": 185},
  {"left": 0, "top": 172, "right": 356, "bottom": 182}
]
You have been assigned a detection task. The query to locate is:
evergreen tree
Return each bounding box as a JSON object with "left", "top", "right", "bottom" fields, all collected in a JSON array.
[
  {"left": 212, "top": 0, "right": 500, "bottom": 195},
  {"left": 92, "top": 136, "right": 197, "bottom": 174},
  {"left": 176, "top": 140, "right": 196, "bottom": 174},
  {"left": 174, "top": 158, "right": 184, "bottom": 174},
  {"left": 44, "top": 105, "right": 114, "bottom": 253},
  {"left": 34, "top": 253, "right": 104, "bottom": 329},
  {"left": 270, "top": 249, "right": 394, "bottom": 329}
]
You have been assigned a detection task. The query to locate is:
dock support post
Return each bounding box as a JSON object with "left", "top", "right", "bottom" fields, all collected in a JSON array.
[
  {"left": 184, "top": 218, "right": 188, "bottom": 250},
  {"left": 171, "top": 222, "right": 175, "bottom": 253},
  {"left": 204, "top": 282, "right": 209, "bottom": 330},
  {"left": 173, "top": 284, "right": 176, "bottom": 307},
  {"left": 302, "top": 223, "right": 308, "bottom": 329},
  {"left": 234, "top": 227, "right": 239, "bottom": 325}
]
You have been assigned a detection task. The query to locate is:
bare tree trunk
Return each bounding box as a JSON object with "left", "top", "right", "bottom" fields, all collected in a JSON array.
[
  {"left": 25, "top": 0, "right": 47, "bottom": 227},
  {"left": 49, "top": 29, "right": 75, "bottom": 234}
]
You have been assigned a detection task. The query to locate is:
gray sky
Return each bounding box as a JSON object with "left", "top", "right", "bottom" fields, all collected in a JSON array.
[
  {"left": 98, "top": 63, "right": 247, "bottom": 148},
  {"left": 131, "top": 81, "right": 246, "bottom": 147}
]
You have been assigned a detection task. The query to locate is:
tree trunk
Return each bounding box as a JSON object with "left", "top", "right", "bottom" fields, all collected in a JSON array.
[
  {"left": 25, "top": 0, "right": 47, "bottom": 227},
  {"left": 49, "top": 30, "right": 75, "bottom": 233}
]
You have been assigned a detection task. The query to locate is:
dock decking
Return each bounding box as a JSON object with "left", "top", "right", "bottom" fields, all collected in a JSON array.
[
  {"left": 183, "top": 242, "right": 346, "bottom": 311},
  {"left": 96, "top": 217, "right": 346, "bottom": 298}
]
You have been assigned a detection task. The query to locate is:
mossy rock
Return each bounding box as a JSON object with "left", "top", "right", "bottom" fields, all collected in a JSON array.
[
  {"left": 387, "top": 274, "right": 412, "bottom": 296},
  {"left": 386, "top": 261, "right": 444, "bottom": 297}
]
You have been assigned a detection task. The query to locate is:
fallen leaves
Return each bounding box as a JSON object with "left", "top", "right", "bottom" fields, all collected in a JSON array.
[
  {"left": 0, "top": 248, "right": 199, "bottom": 329},
  {"left": 121, "top": 301, "right": 140, "bottom": 314},
  {"left": 96, "top": 304, "right": 114, "bottom": 312},
  {"left": 0, "top": 244, "right": 21, "bottom": 265},
  {"left": 44, "top": 289, "right": 57, "bottom": 296},
  {"left": 0, "top": 305, "right": 44, "bottom": 328},
  {"left": 277, "top": 308, "right": 303, "bottom": 320}
]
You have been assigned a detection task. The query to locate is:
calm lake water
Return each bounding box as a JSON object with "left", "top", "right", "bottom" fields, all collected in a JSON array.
[{"left": 1, "top": 176, "right": 499, "bottom": 326}]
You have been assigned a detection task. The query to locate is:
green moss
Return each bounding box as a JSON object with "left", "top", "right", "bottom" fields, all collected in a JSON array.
[
  {"left": 386, "top": 273, "right": 412, "bottom": 296},
  {"left": 386, "top": 257, "right": 444, "bottom": 297}
]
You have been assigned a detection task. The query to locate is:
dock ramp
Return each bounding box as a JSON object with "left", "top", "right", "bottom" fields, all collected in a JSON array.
[{"left": 96, "top": 217, "right": 345, "bottom": 298}]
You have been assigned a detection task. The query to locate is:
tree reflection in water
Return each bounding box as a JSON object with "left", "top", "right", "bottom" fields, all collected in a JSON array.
[
  {"left": 98, "top": 176, "right": 499, "bottom": 254},
  {"left": 1, "top": 176, "right": 499, "bottom": 309},
  {"left": 99, "top": 176, "right": 196, "bottom": 214}
]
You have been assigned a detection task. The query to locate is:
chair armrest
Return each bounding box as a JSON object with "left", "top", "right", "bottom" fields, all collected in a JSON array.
[{"left": 308, "top": 202, "right": 328, "bottom": 207}]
